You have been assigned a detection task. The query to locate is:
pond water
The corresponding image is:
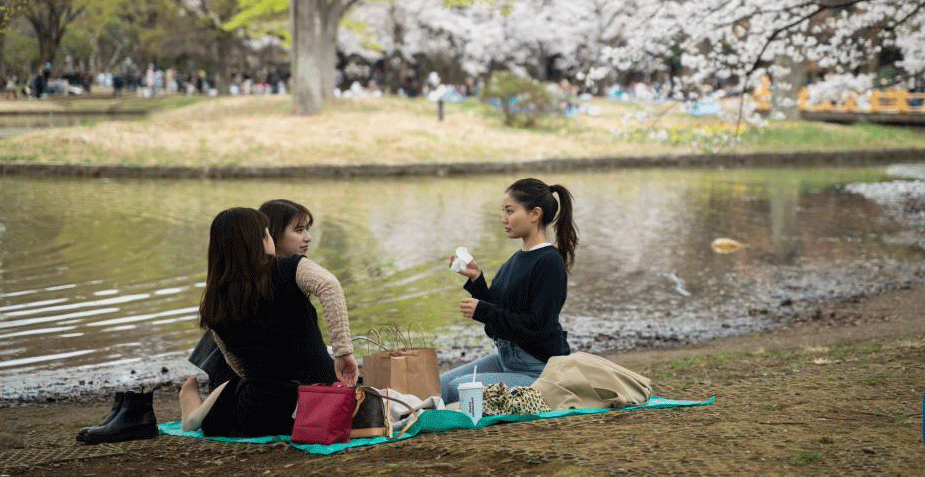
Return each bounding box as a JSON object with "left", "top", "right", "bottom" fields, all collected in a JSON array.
[{"left": 1, "top": 165, "right": 925, "bottom": 399}]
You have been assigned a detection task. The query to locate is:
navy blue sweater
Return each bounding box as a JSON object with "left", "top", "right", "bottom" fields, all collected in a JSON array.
[{"left": 464, "top": 245, "right": 570, "bottom": 362}]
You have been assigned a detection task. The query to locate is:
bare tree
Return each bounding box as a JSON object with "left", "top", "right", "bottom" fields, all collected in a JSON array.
[
  {"left": 173, "top": 0, "right": 244, "bottom": 96},
  {"left": 23, "top": 0, "right": 87, "bottom": 72}
]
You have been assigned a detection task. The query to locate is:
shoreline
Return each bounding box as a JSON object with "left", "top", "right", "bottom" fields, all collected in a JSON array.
[
  {"left": 3, "top": 270, "right": 922, "bottom": 407},
  {"left": 2, "top": 147, "right": 925, "bottom": 179}
]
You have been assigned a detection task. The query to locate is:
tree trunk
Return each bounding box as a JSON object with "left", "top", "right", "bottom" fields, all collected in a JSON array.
[
  {"left": 291, "top": 0, "right": 323, "bottom": 114},
  {"left": 215, "top": 33, "right": 232, "bottom": 96},
  {"left": 0, "top": 32, "right": 6, "bottom": 81},
  {"left": 26, "top": 1, "right": 84, "bottom": 74},
  {"left": 385, "top": 4, "right": 404, "bottom": 94},
  {"left": 391, "top": 56, "right": 407, "bottom": 94},
  {"left": 535, "top": 45, "right": 547, "bottom": 82},
  {"left": 321, "top": 13, "right": 338, "bottom": 101},
  {"left": 37, "top": 29, "right": 56, "bottom": 67},
  {"left": 38, "top": 37, "right": 61, "bottom": 73},
  {"left": 89, "top": 44, "right": 104, "bottom": 78},
  {"left": 290, "top": 0, "right": 343, "bottom": 115}
]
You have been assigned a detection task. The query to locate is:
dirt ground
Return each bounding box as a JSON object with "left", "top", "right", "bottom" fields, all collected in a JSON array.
[{"left": 2, "top": 284, "right": 924, "bottom": 476}]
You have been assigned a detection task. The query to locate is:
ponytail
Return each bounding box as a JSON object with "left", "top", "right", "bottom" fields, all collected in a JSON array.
[
  {"left": 506, "top": 178, "right": 579, "bottom": 271},
  {"left": 549, "top": 184, "right": 578, "bottom": 270}
]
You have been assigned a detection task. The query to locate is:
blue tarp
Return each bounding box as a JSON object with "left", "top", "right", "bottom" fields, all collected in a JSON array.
[{"left": 158, "top": 394, "right": 716, "bottom": 455}]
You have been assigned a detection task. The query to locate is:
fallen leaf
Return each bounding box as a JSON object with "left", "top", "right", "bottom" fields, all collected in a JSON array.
[{"left": 711, "top": 238, "right": 745, "bottom": 254}]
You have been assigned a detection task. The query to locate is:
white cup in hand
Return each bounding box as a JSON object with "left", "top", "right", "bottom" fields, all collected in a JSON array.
[{"left": 450, "top": 247, "right": 473, "bottom": 273}]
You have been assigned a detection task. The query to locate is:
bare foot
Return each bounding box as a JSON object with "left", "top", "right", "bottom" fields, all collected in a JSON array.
[
  {"left": 178, "top": 377, "right": 229, "bottom": 432},
  {"left": 178, "top": 376, "right": 203, "bottom": 430},
  {"left": 180, "top": 376, "right": 198, "bottom": 392}
]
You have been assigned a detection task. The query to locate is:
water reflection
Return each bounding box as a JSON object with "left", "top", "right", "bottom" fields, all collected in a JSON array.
[{"left": 0, "top": 167, "right": 923, "bottom": 380}]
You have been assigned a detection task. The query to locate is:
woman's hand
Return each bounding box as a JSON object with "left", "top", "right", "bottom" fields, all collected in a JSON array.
[
  {"left": 459, "top": 298, "right": 479, "bottom": 319},
  {"left": 448, "top": 254, "right": 481, "bottom": 281},
  {"left": 334, "top": 353, "right": 359, "bottom": 386}
]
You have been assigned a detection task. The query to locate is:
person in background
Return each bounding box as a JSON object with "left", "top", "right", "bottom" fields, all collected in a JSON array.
[{"left": 3, "top": 75, "right": 17, "bottom": 100}]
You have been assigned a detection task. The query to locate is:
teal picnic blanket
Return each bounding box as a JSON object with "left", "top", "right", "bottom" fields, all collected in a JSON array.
[{"left": 158, "top": 394, "right": 715, "bottom": 455}]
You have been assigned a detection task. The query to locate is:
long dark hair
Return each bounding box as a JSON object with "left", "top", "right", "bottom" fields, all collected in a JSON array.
[
  {"left": 506, "top": 178, "right": 578, "bottom": 271},
  {"left": 259, "top": 199, "right": 313, "bottom": 249},
  {"left": 199, "top": 207, "right": 274, "bottom": 330}
]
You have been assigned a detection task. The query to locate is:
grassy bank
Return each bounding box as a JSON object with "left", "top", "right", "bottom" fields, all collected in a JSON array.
[
  {"left": 1, "top": 95, "right": 924, "bottom": 167},
  {"left": 0, "top": 94, "right": 201, "bottom": 114}
]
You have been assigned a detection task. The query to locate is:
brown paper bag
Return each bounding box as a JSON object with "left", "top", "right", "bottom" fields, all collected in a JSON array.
[{"left": 363, "top": 347, "right": 441, "bottom": 400}]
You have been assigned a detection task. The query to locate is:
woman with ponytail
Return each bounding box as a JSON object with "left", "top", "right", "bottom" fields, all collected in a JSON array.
[{"left": 441, "top": 178, "right": 578, "bottom": 403}]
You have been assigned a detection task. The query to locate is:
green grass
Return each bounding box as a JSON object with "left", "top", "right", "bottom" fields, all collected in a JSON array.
[
  {"left": 42, "top": 94, "right": 206, "bottom": 113},
  {"left": 741, "top": 121, "right": 925, "bottom": 150},
  {"left": 666, "top": 355, "right": 703, "bottom": 372},
  {"left": 450, "top": 98, "right": 485, "bottom": 113},
  {"left": 828, "top": 341, "right": 884, "bottom": 359},
  {"left": 790, "top": 450, "right": 822, "bottom": 466}
]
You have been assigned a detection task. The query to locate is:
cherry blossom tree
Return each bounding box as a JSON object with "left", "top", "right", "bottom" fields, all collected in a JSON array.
[
  {"left": 606, "top": 0, "right": 925, "bottom": 116},
  {"left": 340, "top": 0, "right": 470, "bottom": 92},
  {"left": 321, "top": 0, "right": 925, "bottom": 117},
  {"left": 544, "top": 0, "right": 639, "bottom": 90}
]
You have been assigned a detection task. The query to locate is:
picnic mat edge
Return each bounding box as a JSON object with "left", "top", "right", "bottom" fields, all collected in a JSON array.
[{"left": 158, "top": 394, "right": 717, "bottom": 455}]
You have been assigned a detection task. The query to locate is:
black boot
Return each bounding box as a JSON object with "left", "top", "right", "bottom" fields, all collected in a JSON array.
[
  {"left": 76, "top": 391, "right": 158, "bottom": 444},
  {"left": 76, "top": 392, "right": 125, "bottom": 441}
]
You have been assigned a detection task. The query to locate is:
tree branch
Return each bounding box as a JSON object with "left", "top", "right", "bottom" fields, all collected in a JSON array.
[
  {"left": 741, "top": 9, "right": 818, "bottom": 85},
  {"left": 890, "top": 0, "right": 925, "bottom": 30},
  {"left": 175, "top": 0, "right": 222, "bottom": 31}
]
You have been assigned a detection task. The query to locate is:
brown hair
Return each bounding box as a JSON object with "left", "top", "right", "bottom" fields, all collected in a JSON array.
[
  {"left": 506, "top": 178, "right": 579, "bottom": 271},
  {"left": 259, "top": 199, "right": 313, "bottom": 252},
  {"left": 198, "top": 207, "right": 273, "bottom": 330}
]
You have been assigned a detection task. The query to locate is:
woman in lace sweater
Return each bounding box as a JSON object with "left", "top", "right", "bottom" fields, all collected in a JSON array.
[
  {"left": 178, "top": 206, "right": 357, "bottom": 437},
  {"left": 188, "top": 199, "right": 337, "bottom": 389}
]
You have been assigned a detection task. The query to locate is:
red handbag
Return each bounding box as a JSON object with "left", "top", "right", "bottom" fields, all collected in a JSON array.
[{"left": 290, "top": 382, "right": 357, "bottom": 444}]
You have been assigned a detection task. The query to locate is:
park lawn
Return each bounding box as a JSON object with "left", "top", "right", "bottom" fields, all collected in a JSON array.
[
  {"left": 1, "top": 94, "right": 924, "bottom": 167},
  {"left": 0, "top": 94, "right": 202, "bottom": 114}
]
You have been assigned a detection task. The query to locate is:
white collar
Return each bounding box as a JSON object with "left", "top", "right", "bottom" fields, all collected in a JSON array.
[{"left": 527, "top": 242, "right": 553, "bottom": 251}]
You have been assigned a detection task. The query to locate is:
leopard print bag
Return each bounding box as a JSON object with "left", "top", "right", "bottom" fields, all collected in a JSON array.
[{"left": 482, "top": 382, "right": 551, "bottom": 416}]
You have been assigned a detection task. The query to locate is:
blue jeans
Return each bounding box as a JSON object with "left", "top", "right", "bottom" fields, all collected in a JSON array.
[{"left": 440, "top": 339, "right": 546, "bottom": 403}]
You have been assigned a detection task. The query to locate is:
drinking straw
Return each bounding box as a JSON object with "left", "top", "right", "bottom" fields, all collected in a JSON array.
[{"left": 472, "top": 365, "right": 477, "bottom": 382}]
